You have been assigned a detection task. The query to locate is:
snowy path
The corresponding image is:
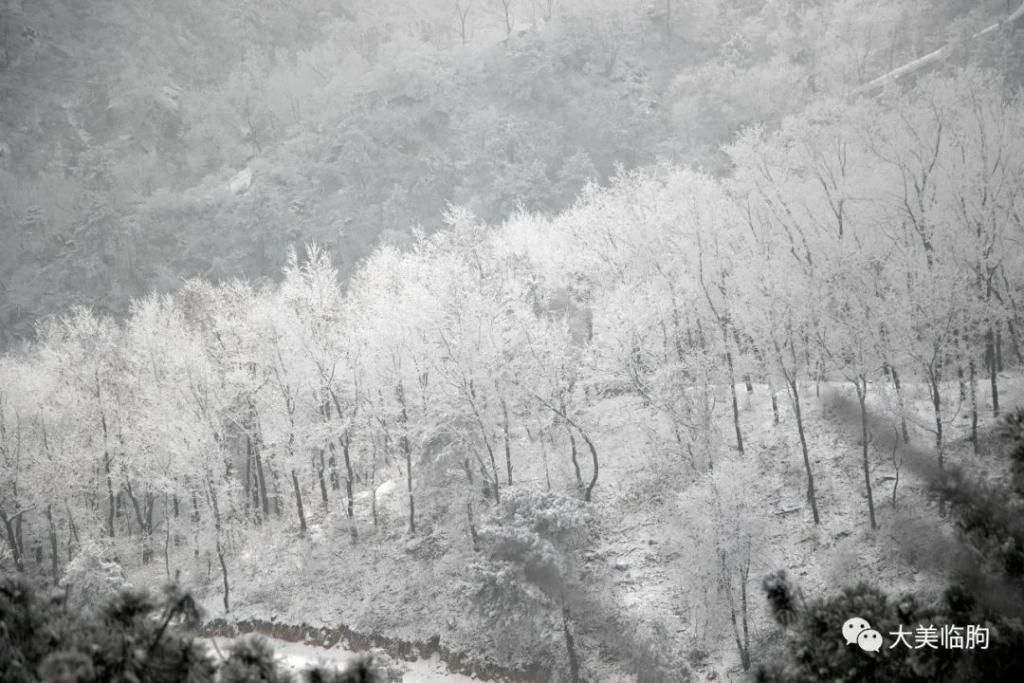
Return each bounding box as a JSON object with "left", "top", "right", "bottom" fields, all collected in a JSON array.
[{"left": 204, "top": 636, "right": 478, "bottom": 682}]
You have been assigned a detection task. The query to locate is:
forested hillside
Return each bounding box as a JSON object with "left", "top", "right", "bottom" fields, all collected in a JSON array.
[
  {"left": 3, "top": 0, "right": 1022, "bottom": 346},
  {"left": 4, "top": 1, "right": 1024, "bottom": 681}
]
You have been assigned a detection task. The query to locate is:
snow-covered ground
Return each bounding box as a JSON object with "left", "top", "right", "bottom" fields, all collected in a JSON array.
[
  {"left": 204, "top": 636, "right": 478, "bottom": 682},
  {"left": 189, "top": 375, "right": 1023, "bottom": 680}
]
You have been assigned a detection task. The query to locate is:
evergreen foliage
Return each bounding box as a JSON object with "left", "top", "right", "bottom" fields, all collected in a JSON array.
[
  {"left": 0, "top": 572, "right": 216, "bottom": 683},
  {"left": 469, "top": 488, "right": 593, "bottom": 678},
  {"left": 0, "top": 572, "right": 384, "bottom": 683},
  {"left": 220, "top": 636, "right": 287, "bottom": 683}
]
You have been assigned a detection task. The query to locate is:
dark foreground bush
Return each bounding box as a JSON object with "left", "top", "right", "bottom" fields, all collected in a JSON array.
[
  {"left": 757, "top": 407, "right": 1024, "bottom": 682},
  {"left": 756, "top": 573, "right": 1024, "bottom": 682},
  {"left": 0, "top": 571, "right": 383, "bottom": 682}
]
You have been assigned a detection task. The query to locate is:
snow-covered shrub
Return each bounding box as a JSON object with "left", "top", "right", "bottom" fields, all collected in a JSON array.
[
  {"left": 59, "top": 541, "right": 129, "bottom": 611},
  {"left": 469, "top": 488, "right": 594, "bottom": 675}
]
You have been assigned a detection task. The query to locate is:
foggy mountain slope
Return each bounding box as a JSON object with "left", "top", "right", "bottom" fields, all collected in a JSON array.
[
  {"left": 2, "top": 0, "right": 1020, "bottom": 348},
  {"left": 0, "top": 0, "right": 348, "bottom": 343},
  {"left": 0, "top": 0, "right": 344, "bottom": 174}
]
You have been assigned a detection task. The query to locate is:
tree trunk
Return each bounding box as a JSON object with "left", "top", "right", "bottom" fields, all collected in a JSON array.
[
  {"left": 890, "top": 429, "right": 901, "bottom": 507},
  {"left": 997, "top": 324, "right": 1004, "bottom": 372},
  {"left": 104, "top": 451, "right": 116, "bottom": 537},
  {"left": 45, "top": 505, "right": 59, "bottom": 584},
  {"left": 246, "top": 394, "right": 267, "bottom": 519},
  {"left": 254, "top": 450, "right": 270, "bottom": 518},
  {"left": 769, "top": 378, "right": 780, "bottom": 425},
  {"left": 889, "top": 365, "right": 911, "bottom": 444},
  {"left": 537, "top": 397, "right": 600, "bottom": 500},
  {"left": 740, "top": 559, "right": 751, "bottom": 671},
  {"left": 456, "top": 2, "right": 470, "bottom": 45},
  {"left": 0, "top": 506, "right": 24, "bottom": 571},
  {"left": 1007, "top": 318, "right": 1024, "bottom": 365},
  {"left": 970, "top": 358, "right": 979, "bottom": 454},
  {"left": 244, "top": 435, "right": 254, "bottom": 519},
  {"left": 501, "top": 0, "right": 513, "bottom": 39},
  {"left": 956, "top": 327, "right": 967, "bottom": 401},
  {"left": 788, "top": 377, "right": 821, "bottom": 525},
  {"left": 329, "top": 454, "right": 340, "bottom": 490},
  {"left": 124, "top": 481, "right": 153, "bottom": 564},
  {"left": 14, "top": 510, "right": 24, "bottom": 565},
  {"left": 396, "top": 381, "right": 416, "bottom": 535},
  {"left": 566, "top": 421, "right": 583, "bottom": 487},
  {"left": 370, "top": 439, "right": 380, "bottom": 529},
  {"left": 466, "top": 384, "right": 501, "bottom": 504},
  {"left": 117, "top": 492, "right": 128, "bottom": 538},
  {"left": 578, "top": 426, "right": 600, "bottom": 503},
  {"left": 500, "top": 395, "right": 513, "bottom": 486},
  {"left": 315, "top": 451, "right": 329, "bottom": 509},
  {"left": 326, "top": 440, "right": 342, "bottom": 501},
  {"left": 322, "top": 396, "right": 341, "bottom": 489},
  {"left": 217, "top": 544, "right": 230, "bottom": 613},
  {"left": 163, "top": 494, "right": 171, "bottom": 579},
  {"left": 723, "top": 327, "right": 744, "bottom": 454},
  {"left": 722, "top": 551, "right": 751, "bottom": 671},
  {"left": 988, "top": 327, "right": 1000, "bottom": 417},
  {"left": 65, "top": 502, "right": 80, "bottom": 555},
  {"left": 461, "top": 456, "right": 479, "bottom": 550},
  {"left": 342, "top": 432, "right": 355, "bottom": 521},
  {"left": 191, "top": 489, "right": 201, "bottom": 559},
  {"left": 291, "top": 469, "right": 307, "bottom": 535},
  {"left": 928, "top": 368, "right": 945, "bottom": 469},
  {"left": 562, "top": 602, "right": 581, "bottom": 683},
  {"left": 208, "top": 481, "right": 230, "bottom": 613},
  {"left": 480, "top": 429, "right": 501, "bottom": 504},
  {"left": 532, "top": 421, "right": 553, "bottom": 491},
  {"left": 145, "top": 492, "right": 154, "bottom": 546},
  {"left": 855, "top": 377, "right": 877, "bottom": 530},
  {"left": 328, "top": 390, "right": 359, "bottom": 521},
  {"left": 269, "top": 465, "right": 283, "bottom": 517},
  {"left": 466, "top": 501, "right": 479, "bottom": 551}
]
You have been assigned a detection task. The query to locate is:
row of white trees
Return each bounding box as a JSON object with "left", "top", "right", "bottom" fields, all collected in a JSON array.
[
  {"left": 543, "top": 67, "right": 1024, "bottom": 531},
  {"left": 1, "top": 69, "right": 1022, "bottom": 620},
  {"left": 0, "top": 213, "right": 598, "bottom": 610}
]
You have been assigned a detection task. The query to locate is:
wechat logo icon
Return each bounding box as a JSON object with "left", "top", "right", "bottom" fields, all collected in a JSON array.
[{"left": 843, "top": 617, "right": 884, "bottom": 653}]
